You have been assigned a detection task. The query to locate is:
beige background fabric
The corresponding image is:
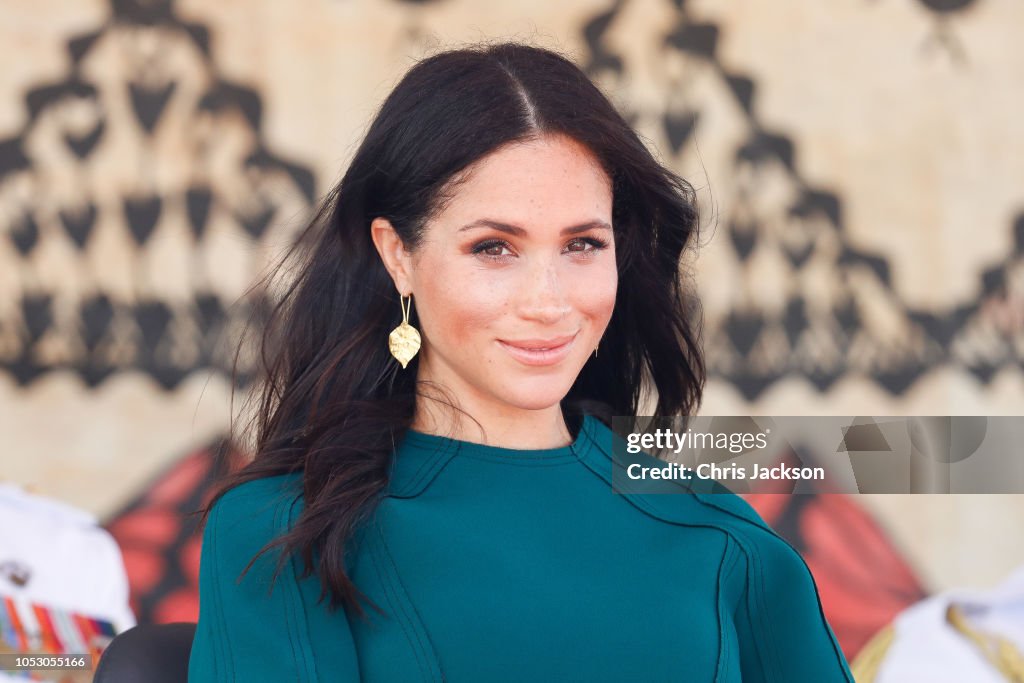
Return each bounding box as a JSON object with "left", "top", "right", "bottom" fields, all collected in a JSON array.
[{"left": 1, "top": 0, "right": 1021, "bottom": 592}]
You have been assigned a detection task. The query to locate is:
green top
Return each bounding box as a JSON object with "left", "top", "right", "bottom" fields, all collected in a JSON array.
[{"left": 188, "top": 413, "right": 853, "bottom": 682}]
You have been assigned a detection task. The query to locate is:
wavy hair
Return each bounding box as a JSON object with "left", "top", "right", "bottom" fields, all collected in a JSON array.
[{"left": 202, "top": 42, "right": 705, "bottom": 617}]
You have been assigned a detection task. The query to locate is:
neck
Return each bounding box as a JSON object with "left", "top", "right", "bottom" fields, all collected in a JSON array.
[{"left": 410, "top": 391, "right": 573, "bottom": 450}]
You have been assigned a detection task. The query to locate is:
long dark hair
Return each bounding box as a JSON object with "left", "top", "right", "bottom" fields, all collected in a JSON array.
[{"left": 204, "top": 42, "right": 705, "bottom": 618}]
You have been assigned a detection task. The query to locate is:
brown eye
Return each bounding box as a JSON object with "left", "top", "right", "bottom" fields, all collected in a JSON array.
[
  {"left": 565, "top": 237, "right": 608, "bottom": 254},
  {"left": 472, "top": 239, "right": 513, "bottom": 258}
]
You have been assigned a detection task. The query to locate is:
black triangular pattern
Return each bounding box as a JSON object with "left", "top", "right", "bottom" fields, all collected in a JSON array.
[
  {"left": 724, "top": 75, "right": 755, "bottom": 116},
  {"left": 665, "top": 23, "right": 718, "bottom": 59},
  {"left": 783, "top": 298, "right": 809, "bottom": 347},
  {"left": 123, "top": 194, "right": 163, "bottom": 246},
  {"left": 919, "top": 0, "right": 976, "bottom": 13},
  {"left": 724, "top": 311, "right": 764, "bottom": 357},
  {"left": 582, "top": 0, "right": 627, "bottom": 77},
  {"left": 783, "top": 241, "right": 814, "bottom": 269},
  {"left": 64, "top": 119, "right": 105, "bottom": 160},
  {"left": 0, "top": 137, "right": 30, "bottom": 174},
  {"left": 8, "top": 353, "right": 44, "bottom": 386},
  {"left": 663, "top": 110, "right": 698, "bottom": 155},
  {"left": 59, "top": 201, "right": 98, "bottom": 249},
  {"left": 193, "top": 293, "right": 226, "bottom": 336},
  {"left": 67, "top": 30, "right": 103, "bottom": 65},
  {"left": 135, "top": 301, "right": 173, "bottom": 351},
  {"left": 806, "top": 368, "right": 843, "bottom": 393},
  {"left": 198, "top": 80, "right": 263, "bottom": 131},
  {"left": 236, "top": 203, "right": 276, "bottom": 240},
  {"left": 80, "top": 295, "right": 115, "bottom": 352},
  {"left": 185, "top": 185, "right": 213, "bottom": 241},
  {"left": 0, "top": 0, "right": 318, "bottom": 391},
  {"left": 728, "top": 219, "right": 757, "bottom": 261},
  {"left": 21, "top": 295, "right": 53, "bottom": 343},
  {"left": 25, "top": 79, "right": 98, "bottom": 121},
  {"left": 181, "top": 22, "right": 211, "bottom": 57},
  {"left": 582, "top": 0, "right": 1019, "bottom": 400},
  {"left": 128, "top": 80, "right": 178, "bottom": 135},
  {"left": 246, "top": 146, "right": 316, "bottom": 203},
  {"left": 110, "top": 0, "right": 174, "bottom": 24},
  {"left": 10, "top": 212, "right": 39, "bottom": 256}
]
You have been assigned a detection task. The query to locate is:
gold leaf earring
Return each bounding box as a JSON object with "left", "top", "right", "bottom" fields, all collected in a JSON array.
[{"left": 389, "top": 294, "right": 421, "bottom": 369}]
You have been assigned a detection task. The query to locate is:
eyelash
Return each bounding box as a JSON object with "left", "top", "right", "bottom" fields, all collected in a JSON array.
[{"left": 471, "top": 237, "right": 610, "bottom": 261}]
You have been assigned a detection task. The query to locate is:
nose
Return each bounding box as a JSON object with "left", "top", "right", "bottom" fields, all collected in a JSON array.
[{"left": 517, "top": 255, "right": 572, "bottom": 324}]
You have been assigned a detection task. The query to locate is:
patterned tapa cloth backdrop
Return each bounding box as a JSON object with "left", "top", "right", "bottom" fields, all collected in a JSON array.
[
  {"left": 0, "top": 0, "right": 315, "bottom": 390},
  {"left": 2, "top": 0, "right": 1022, "bottom": 664},
  {"left": 577, "top": 0, "right": 1023, "bottom": 402}
]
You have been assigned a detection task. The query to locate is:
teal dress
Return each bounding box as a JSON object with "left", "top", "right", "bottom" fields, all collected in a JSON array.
[{"left": 188, "top": 413, "right": 853, "bottom": 682}]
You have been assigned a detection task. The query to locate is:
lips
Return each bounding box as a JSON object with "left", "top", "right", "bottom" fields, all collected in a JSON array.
[
  {"left": 500, "top": 335, "right": 577, "bottom": 350},
  {"left": 497, "top": 333, "right": 578, "bottom": 366}
]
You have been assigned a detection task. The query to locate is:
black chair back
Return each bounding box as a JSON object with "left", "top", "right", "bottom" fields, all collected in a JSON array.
[{"left": 94, "top": 622, "right": 196, "bottom": 683}]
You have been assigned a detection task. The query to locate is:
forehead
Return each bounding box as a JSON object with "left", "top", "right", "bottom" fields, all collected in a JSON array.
[{"left": 435, "top": 134, "right": 613, "bottom": 230}]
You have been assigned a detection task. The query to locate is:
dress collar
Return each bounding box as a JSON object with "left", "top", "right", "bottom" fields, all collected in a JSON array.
[{"left": 386, "top": 413, "right": 604, "bottom": 498}]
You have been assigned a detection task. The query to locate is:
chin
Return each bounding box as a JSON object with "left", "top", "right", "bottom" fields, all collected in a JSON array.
[
  {"left": 496, "top": 377, "right": 576, "bottom": 412},
  {"left": 515, "top": 396, "right": 565, "bottom": 411}
]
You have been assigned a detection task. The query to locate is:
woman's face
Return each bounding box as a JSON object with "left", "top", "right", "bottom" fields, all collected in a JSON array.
[{"left": 375, "top": 133, "right": 617, "bottom": 418}]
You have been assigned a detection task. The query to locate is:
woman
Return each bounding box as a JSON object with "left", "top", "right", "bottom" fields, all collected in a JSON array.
[{"left": 188, "top": 43, "right": 853, "bottom": 682}]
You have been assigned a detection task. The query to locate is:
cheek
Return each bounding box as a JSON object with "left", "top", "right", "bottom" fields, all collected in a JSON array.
[
  {"left": 416, "top": 263, "right": 510, "bottom": 346},
  {"left": 573, "top": 261, "right": 618, "bottom": 322}
]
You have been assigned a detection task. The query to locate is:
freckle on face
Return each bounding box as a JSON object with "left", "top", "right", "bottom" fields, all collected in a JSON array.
[{"left": 408, "top": 133, "right": 617, "bottom": 414}]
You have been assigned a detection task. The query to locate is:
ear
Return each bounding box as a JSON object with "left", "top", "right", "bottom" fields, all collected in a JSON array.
[{"left": 370, "top": 217, "right": 414, "bottom": 295}]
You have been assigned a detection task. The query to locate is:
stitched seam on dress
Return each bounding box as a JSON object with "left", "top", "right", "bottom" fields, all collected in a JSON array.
[
  {"left": 274, "top": 496, "right": 303, "bottom": 682},
  {"left": 376, "top": 521, "right": 445, "bottom": 683},
  {"left": 722, "top": 537, "right": 742, "bottom": 682},
  {"left": 730, "top": 540, "right": 771, "bottom": 679},
  {"left": 366, "top": 533, "right": 427, "bottom": 680},
  {"left": 783, "top": 543, "right": 852, "bottom": 681},
  {"left": 457, "top": 450, "right": 576, "bottom": 461},
  {"left": 756, "top": 540, "right": 782, "bottom": 681},
  {"left": 221, "top": 475, "right": 301, "bottom": 507},
  {"left": 720, "top": 533, "right": 744, "bottom": 680},
  {"left": 713, "top": 534, "right": 731, "bottom": 683},
  {"left": 453, "top": 430, "right": 585, "bottom": 463},
  {"left": 458, "top": 454, "right": 578, "bottom": 466},
  {"left": 284, "top": 495, "right": 317, "bottom": 682},
  {"left": 408, "top": 446, "right": 458, "bottom": 492},
  {"left": 417, "top": 414, "right": 593, "bottom": 464},
  {"left": 395, "top": 416, "right": 595, "bottom": 493},
  {"left": 735, "top": 522, "right": 851, "bottom": 682},
  {"left": 775, "top": 531, "right": 853, "bottom": 682},
  {"left": 577, "top": 414, "right": 596, "bottom": 459},
  {"left": 367, "top": 521, "right": 432, "bottom": 681},
  {"left": 584, "top": 443, "right": 851, "bottom": 680},
  {"left": 209, "top": 504, "right": 232, "bottom": 682},
  {"left": 728, "top": 529, "right": 778, "bottom": 681},
  {"left": 392, "top": 441, "right": 457, "bottom": 498},
  {"left": 582, "top": 448, "right": 774, "bottom": 680},
  {"left": 402, "top": 446, "right": 447, "bottom": 492},
  {"left": 732, "top": 531, "right": 784, "bottom": 682},
  {"left": 580, "top": 446, "right": 774, "bottom": 679}
]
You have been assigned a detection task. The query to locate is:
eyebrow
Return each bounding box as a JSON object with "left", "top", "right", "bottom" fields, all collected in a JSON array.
[{"left": 457, "top": 219, "right": 613, "bottom": 236}]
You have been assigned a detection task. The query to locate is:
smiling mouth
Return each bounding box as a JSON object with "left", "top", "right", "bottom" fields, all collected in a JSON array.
[{"left": 497, "top": 333, "right": 578, "bottom": 366}]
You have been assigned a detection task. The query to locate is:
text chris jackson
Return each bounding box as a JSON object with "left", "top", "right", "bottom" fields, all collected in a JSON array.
[{"left": 625, "top": 462, "right": 826, "bottom": 481}]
